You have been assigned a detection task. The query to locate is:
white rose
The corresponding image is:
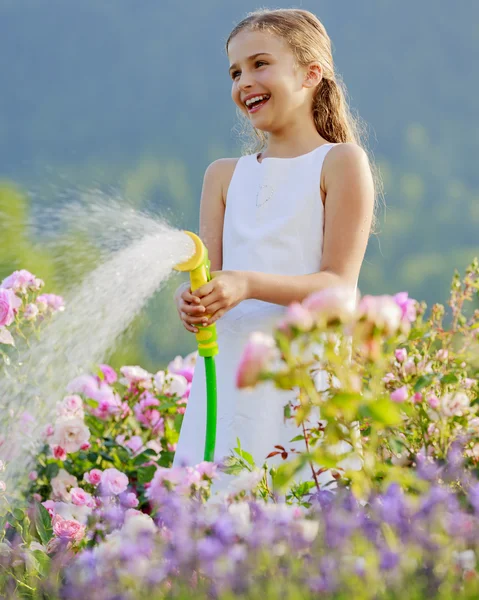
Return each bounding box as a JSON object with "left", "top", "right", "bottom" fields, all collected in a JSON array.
[
  {"left": 50, "top": 469, "right": 78, "bottom": 502},
  {"left": 51, "top": 417, "right": 90, "bottom": 453}
]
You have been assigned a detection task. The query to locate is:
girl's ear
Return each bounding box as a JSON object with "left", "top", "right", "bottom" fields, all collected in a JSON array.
[{"left": 303, "top": 62, "right": 323, "bottom": 88}]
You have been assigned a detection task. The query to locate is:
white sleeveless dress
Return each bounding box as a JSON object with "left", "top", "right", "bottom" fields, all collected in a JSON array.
[{"left": 173, "top": 143, "right": 359, "bottom": 491}]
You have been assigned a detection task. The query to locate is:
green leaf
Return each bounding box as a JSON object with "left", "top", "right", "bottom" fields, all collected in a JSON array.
[
  {"left": 45, "top": 462, "right": 59, "bottom": 479},
  {"left": 34, "top": 503, "right": 53, "bottom": 545},
  {"left": 137, "top": 465, "right": 156, "bottom": 484},
  {"left": 87, "top": 452, "right": 99, "bottom": 463},
  {"left": 365, "top": 397, "right": 402, "bottom": 426},
  {"left": 413, "top": 375, "right": 434, "bottom": 392},
  {"left": 289, "top": 435, "right": 305, "bottom": 443},
  {"left": 441, "top": 373, "right": 458, "bottom": 384},
  {"left": 133, "top": 449, "right": 158, "bottom": 466},
  {"left": 99, "top": 451, "right": 114, "bottom": 463}
]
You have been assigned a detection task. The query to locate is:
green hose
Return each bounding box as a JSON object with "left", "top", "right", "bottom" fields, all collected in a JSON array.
[{"left": 204, "top": 356, "right": 217, "bottom": 462}]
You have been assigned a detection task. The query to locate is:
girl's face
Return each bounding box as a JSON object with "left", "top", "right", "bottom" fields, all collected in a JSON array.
[{"left": 227, "top": 29, "right": 313, "bottom": 131}]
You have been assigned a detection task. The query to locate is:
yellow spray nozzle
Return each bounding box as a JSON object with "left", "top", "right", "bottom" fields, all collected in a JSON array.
[
  {"left": 174, "top": 231, "right": 218, "bottom": 358},
  {"left": 174, "top": 231, "right": 206, "bottom": 274}
]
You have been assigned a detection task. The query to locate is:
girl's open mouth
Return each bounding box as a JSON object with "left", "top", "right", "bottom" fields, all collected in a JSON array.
[{"left": 245, "top": 94, "right": 271, "bottom": 113}]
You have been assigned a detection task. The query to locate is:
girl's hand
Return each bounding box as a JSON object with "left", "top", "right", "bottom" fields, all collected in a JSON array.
[
  {"left": 175, "top": 282, "right": 209, "bottom": 334},
  {"left": 192, "top": 271, "right": 249, "bottom": 325}
]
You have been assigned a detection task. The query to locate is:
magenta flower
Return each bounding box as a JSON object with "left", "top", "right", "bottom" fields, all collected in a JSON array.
[
  {"left": 99, "top": 364, "right": 117, "bottom": 384},
  {"left": 120, "top": 366, "right": 153, "bottom": 389},
  {"left": 236, "top": 332, "right": 279, "bottom": 389},
  {"left": 53, "top": 445, "right": 67, "bottom": 460},
  {"left": 66, "top": 374, "right": 100, "bottom": 398},
  {"left": 395, "top": 348, "right": 407, "bottom": 363},
  {"left": 134, "top": 393, "right": 164, "bottom": 432},
  {"left": 0, "top": 288, "right": 21, "bottom": 327},
  {"left": 84, "top": 469, "right": 102, "bottom": 486},
  {"left": 100, "top": 468, "right": 129, "bottom": 496},
  {"left": 70, "top": 487, "right": 93, "bottom": 507},
  {"left": 390, "top": 386, "right": 408, "bottom": 403},
  {"left": 167, "top": 352, "right": 197, "bottom": 383},
  {"left": 393, "top": 292, "right": 417, "bottom": 323}
]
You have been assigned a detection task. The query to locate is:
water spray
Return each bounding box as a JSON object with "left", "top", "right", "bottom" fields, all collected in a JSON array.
[{"left": 174, "top": 232, "right": 218, "bottom": 462}]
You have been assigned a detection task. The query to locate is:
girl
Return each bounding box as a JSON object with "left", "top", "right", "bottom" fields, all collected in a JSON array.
[{"left": 173, "top": 9, "right": 377, "bottom": 489}]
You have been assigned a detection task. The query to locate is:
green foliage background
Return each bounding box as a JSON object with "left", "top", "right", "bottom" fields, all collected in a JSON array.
[{"left": 0, "top": 0, "right": 477, "bottom": 370}]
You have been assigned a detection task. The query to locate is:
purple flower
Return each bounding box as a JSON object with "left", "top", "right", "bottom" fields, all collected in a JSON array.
[
  {"left": 99, "top": 364, "right": 117, "bottom": 384},
  {"left": 37, "top": 293, "right": 65, "bottom": 313},
  {"left": 1, "top": 269, "right": 43, "bottom": 293},
  {"left": 393, "top": 292, "right": 417, "bottom": 322}
]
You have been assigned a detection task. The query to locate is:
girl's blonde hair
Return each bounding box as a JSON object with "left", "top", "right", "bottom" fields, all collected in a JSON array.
[{"left": 226, "top": 8, "right": 383, "bottom": 231}]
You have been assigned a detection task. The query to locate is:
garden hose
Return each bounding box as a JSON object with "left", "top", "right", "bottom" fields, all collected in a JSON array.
[{"left": 174, "top": 231, "right": 218, "bottom": 462}]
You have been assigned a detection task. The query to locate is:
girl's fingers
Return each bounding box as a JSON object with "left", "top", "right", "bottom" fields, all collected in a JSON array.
[
  {"left": 181, "top": 301, "right": 206, "bottom": 316},
  {"left": 181, "top": 311, "right": 209, "bottom": 326},
  {"left": 181, "top": 289, "right": 201, "bottom": 304}
]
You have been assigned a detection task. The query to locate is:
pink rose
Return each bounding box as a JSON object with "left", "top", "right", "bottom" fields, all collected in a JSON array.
[
  {"left": 52, "top": 514, "right": 85, "bottom": 542},
  {"left": 66, "top": 374, "right": 100, "bottom": 398},
  {"left": 436, "top": 349, "right": 449, "bottom": 362},
  {"left": 195, "top": 461, "right": 218, "bottom": 479},
  {"left": 167, "top": 353, "right": 197, "bottom": 383},
  {"left": 440, "top": 392, "right": 470, "bottom": 417},
  {"left": 84, "top": 469, "right": 102, "bottom": 486},
  {"left": 427, "top": 394, "right": 440, "bottom": 409},
  {"left": 42, "top": 500, "right": 56, "bottom": 517},
  {"left": 390, "top": 386, "right": 408, "bottom": 403},
  {"left": 28, "top": 470, "right": 38, "bottom": 481},
  {"left": 303, "top": 286, "right": 357, "bottom": 326},
  {"left": 100, "top": 468, "right": 128, "bottom": 496},
  {"left": 395, "top": 348, "right": 407, "bottom": 363},
  {"left": 1, "top": 270, "right": 43, "bottom": 293},
  {"left": 99, "top": 364, "right": 117, "bottom": 385},
  {"left": 236, "top": 332, "right": 279, "bottom": 389},
  {"left": 0, "top": 288, "right": 21, "bottom": 327},
  {"left": 125, "top": 436, "right": 143, "bottom": 454},
  {"left": 277, "top": 302, "right": 314, "bottom": 334},
  {"left": 413, "top": 392, "right": 423, "bottom": 404},
  {"left": 70, "top": 487, "right": 93, "bottom": 507},
  {"left": 134, "top": 393, "right": 164, "bottom": 431},
  {"left": 164, "top": 373, "right": 189, "bottom": 398},
  {"left": 120, "top": 366, "right": 153, "bottom": 389},
  {"left": 56, "top": 395, "right": 84, "bottom": 419},
  {"left": 167, "top": 443, "right": 177, "bottom": 453},
  {"left": 51, "top": 469, "right": 78, "bottom": 502},
  {"left": 357, "top": 295, "right": 402, "bottom": 335},
  {"left": 51, "top": 417, "right": 90, "bottom": 454},
  {"left": 119, "top": 491, "right": 139, "bottom": 508}
]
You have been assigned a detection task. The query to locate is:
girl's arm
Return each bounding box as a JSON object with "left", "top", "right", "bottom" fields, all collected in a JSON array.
[{"left": 243, "top": 143, "right": 375, "bottom": 305}]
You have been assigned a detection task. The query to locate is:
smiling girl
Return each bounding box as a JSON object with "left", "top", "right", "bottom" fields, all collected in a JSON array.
[{"left": 173, "top": 9, "right": 377, "bottom": 485}]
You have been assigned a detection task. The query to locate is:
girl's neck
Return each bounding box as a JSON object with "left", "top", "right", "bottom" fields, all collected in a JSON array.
[{"left": 260, "top": 118, "right": 329, "bottom": 159}]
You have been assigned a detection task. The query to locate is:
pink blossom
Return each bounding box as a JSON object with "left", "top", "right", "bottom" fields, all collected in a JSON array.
[
  {"left": 440, "top": 392, "right": 470, "bottom": 417},
  {"left": 120, "top": 366, "right": 153, "bottom": 389},
  {"left": 0, "top": 481, "right": 6, "bottom": 493},
  {"left": 395, "top": 348, "right": 407, "bottom": 363},
  {"left": 66, "top": 374, "right": 100, "bottom": 398},
  {"left": 100, "top": 468, "right": 129, "bottom": 496},
  {"left": 134, "top": 393, "right": 164, "bottom": 432},
  {"left": 464, "top": 378, "right": 476, "bottom": 389},
  {"left": 0, "top": 288, "right": 21, "bottom": 327},
  {"left": 125, "top": 436, "right": 143, "bottom": 454},
  {"left": 383, "top": 373, "right": 396, "bottom": 384},
  {"left": 119, "top": 491, "right": 139, "bottom": 508},
  {"left": 51, "top": 469, "right": 78, "bottom": 502},
  {"left": 357, "top": 295, "right": 402, "bottom": 335},
  {"left": 99, "top": 364, "right": 117, "bottom": 384},
  {"left": 90, "top": 383, "right": 122, "bottom": 420},
  {"left": 413, "top": 392, "right": 423, "bottom": 404},
  {"left": 36, "top": 293, "right": 64, "bottom": 313},
  {"left": 23, "top": 303, "right": 39, "bottom": 321},
  {"left": 28, "top": 470, "right": 38, "bottom": 481},
  {"left": 167, "top": 443, "right": 177, "bottom": 452},
  {"left": 393, "top": 292, "right": 417, "bottom": 322},
  {"left": 70, "top": 487, "right": 93, "bottom": 507},
  {"left": 53, "top": 445, "right": 67, "bottom": 460},
  {"left": 390, "top": 386, "right": 408, "bottom": 403},
  {"left": 56, "top": 395, "right": 84, "bottom": 419},
  {"left": 52, "top": 514, "right": 85, "bottom": 542},
  {"left": 32, "top": 493, "right": 42, "bottom": 503},
  {"left": 195, "top": 461, "right": 218, "bottom": 479},
  {"left": 146, "top": 440, "right": 162, "bottom": 455},
  {"left": 51, "top": 417, "right": 90, "bottom": 454},
  {"left": 44, "top": 424, "right": 54, "bottom": 437},
  {"left": 167, "top": 352, "right": 197, "bottom": 383},
  {"left": 84, "top": 469, "right": 102, "bottom": 486},
  {"left": 1, "top": 270, "right": 43, "bottom": 293},
  {"left": 427, "top": 394, "right": 440, "bottom": 409},
  {"left": 42, "top": 500, "right": 56, "bottom": 517},
  {"left": 80, "top": 442, "right": 90, "bottom": 451},
  {"left": 277, "top": 302, "right": 314, "bottom": 334},
  {"left": 236, "top": 332, "right": 279, "bottom": 389},
  {"left": 436, "top": 349, "right": 449, "bottom": 362},
  {"left": 303, "top": 286, "right": 357, "bottom": 325},
  {"left": 403, "top": 358, "right": 416, "bottom": 375}
]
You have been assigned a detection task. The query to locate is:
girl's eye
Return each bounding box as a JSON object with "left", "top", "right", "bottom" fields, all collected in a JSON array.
[{"left": 231, "top": 61, "right": 267, "bottom": 80}]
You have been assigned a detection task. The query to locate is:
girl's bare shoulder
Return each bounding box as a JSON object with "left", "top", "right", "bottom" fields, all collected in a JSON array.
[{"left": 204, "top": 158, "right": 241, "bottom": 206}]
